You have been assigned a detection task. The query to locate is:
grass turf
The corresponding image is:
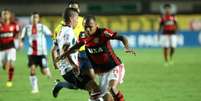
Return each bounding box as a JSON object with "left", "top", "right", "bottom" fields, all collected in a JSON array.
[{"left": 0, "top": 48, "right": 201, "bottom": 101}]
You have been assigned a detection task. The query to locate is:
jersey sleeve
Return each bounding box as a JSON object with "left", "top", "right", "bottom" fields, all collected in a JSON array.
[
  {"left": 15, "top": 23, "right": 20, "bottom": 33},
  {"left": 77, "top": 32, "right": 85, "bottom": 45},
  {"left": 43, "top": 25, "right": 52, "bottom": 36},
  {"left": 103, "top": 28, "right": 117, "bottom": 39},
  {"left": 160, "top": 17, "right": 164, "bottom": 26}
]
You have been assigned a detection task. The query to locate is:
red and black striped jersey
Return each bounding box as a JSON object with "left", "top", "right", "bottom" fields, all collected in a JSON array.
[
  {"left": 0, "top": 22, "right": 19, "bottom": 50},
  {"left": 78, "top": 28, "right": 121, "bottom": 73}
]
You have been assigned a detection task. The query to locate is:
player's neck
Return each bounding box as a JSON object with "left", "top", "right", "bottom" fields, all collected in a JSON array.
[
  {"left": 3, "top": 20, "right": 11, "bottom": 24},
  {"left": 64, "top": 22, "right": 72, "bottom": 28}
]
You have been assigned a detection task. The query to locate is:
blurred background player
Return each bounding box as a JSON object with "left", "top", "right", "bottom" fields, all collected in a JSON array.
[
  {"left": 158, "top": 3, "right": 178, "bottom": 66},
  {"left": 64, "top": 16, "right": 135, "bottom": 101},
  {"left": 0, "top": 9, "right": 21, "bottom": 87},
  {"left": 20, "top": 12, "right": 52, "bottom": 93},
  {"left": 51, "top": 8, "right": 103, "bottom": 101}
]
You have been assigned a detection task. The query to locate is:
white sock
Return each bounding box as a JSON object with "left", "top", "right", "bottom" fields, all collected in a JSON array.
[{"left": 29, "top": 75, "right": 38, "bottom": 91}]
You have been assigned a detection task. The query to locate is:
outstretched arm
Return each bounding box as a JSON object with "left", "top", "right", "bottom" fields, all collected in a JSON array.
[
  {"left": 58, "top": 42, "right": 83, "bottom": 60},
  {"left": 112, "top": 35, "right": 136, "bottom": 55}
]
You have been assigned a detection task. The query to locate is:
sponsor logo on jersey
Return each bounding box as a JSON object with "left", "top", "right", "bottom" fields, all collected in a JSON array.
[
  {"left": 87, "top": 47, "right": 104, "bottom": 54},
  {"left": 165, "top": 20, "right": 174, "bottom": 25},
  {"left": 0, "top": 32, "right": 13, "bottom": 38}
]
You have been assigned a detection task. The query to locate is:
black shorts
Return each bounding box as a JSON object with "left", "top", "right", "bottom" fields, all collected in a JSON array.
[
  {"left": 28, "top": 55, "right": 48, "bottom": 68},
  {"left": 62, "top": 69, "right": 91, "bottom": 89}
]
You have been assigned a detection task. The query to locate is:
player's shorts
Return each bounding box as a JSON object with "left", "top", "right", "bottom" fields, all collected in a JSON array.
[
  {"left": 62, "top": 69, "right": 91, "bottom": 89},
  {"left": 28, "top": 55, "right": 48, "bottom": 68},
  {"left": 78, "top": 51, "right": 92, "bottom": 71},
  {"left": 160, "top": 35, "right": 177, "bottom": 48},
  {"left": 99, "top": 64, "right": 125, "bottom": 95},
  {"left": 0, "top": 48, "right": 16, "bottom": 66}
]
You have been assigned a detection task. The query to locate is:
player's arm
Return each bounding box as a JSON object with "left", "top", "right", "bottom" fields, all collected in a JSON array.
[
  {"left": 51, "top": 45, "right": 59, "bottom": 69},
  {"left": 63, "top": 43, "right": 81, "bottom": 75},
  {"left": 104, "top": 29, "right": 136, "bottom": 54},
  {"left": 112, "top": 34, "right": 136, "bottom": 55},
  {"left": 158, "top": 17, "right": 164, "bottom": 39},
  {"left": 174, "top": 18, "right": 179, "bottom": 34},
  {"left": 58, "top": 42, "right": 83, "bottom": 61}
]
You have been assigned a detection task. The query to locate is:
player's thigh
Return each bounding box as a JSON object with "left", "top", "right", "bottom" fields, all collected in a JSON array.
[
  {"left": 39, "top": 56, "right": 48, "bottom": 75},
  {"left": 99, "top": 64, "right": 125, "bottom": 94},
  {"left": 0, "top": 50, "right": 6, "bottom": 67},
  {"left": 170, "top": 35, "right": 177, "bottom": 48},
  {"left": 160, "top": 35, "right": 170, "bottom": 48},
  {"left": 5, "top": 48, "right": 16, "bottom": 66}
]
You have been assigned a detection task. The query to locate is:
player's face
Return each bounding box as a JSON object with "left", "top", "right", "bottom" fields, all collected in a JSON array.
[
  {"left": 164, "top": 7, "right": 172, "bottom": 15},
  {"left": 84, "top": 19, "right": 97, "bottom": 35},
  {"left": 31, "top": 14, "right": 40, "bottom": 24},
  {"left": 71, "top": 13, "right": 78, "bottom": 29},
  {"left": 68, "top": 4, "right": 80, "bottom": 13},
  {"left": 1, "top": 10, "right": 11, "bottom": 21}
]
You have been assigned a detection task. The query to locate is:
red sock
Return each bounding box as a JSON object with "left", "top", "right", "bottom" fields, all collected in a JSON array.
[
  {"left": 8, "top": 67, "right": 14, "bottom": 81},
  {"left": 115, "top": 91, "right": 125, "bottom": 101}
]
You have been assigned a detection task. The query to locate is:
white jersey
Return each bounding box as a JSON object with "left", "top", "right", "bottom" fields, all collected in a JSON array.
[
  {"left": 54, "top": 26, "right": 78, "bottom": 75},
  {"left": 21, "top": 23, "right": 51, "bottom": 56}
]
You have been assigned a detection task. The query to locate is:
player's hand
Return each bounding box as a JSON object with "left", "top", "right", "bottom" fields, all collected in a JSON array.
[{"left": 124, "top": 48, "right": 136, "bottom": 55}]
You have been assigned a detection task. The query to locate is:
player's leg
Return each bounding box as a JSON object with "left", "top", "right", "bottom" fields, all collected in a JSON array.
[
  {"left": 78, "top": 53, "right": 104, "bottom": 101},
  {"left": 108, "top": 64, "right": 125, "bottom": 101},
  {"left": 169, "top": 35, "right": 177, "bottom": 64},
  {"left": 39, "top": 55, "right": 51, "bottom": 78},
  {"left": 161, "top": 35, "right": 170, "bottom": 65},
  {"left": 82, "top": 68, "right": 104, "bottom": 101},
  {"left": 28, "top": 55, "right": 39, "bottom": 93},
  {"left": 99, "top": 72, "right": 114, "bottom": 101},
  {"left": 52, "top": 79, "right": 78, "bottom": 98},
  {"left": 163, "top": 47, "right": 169, "bottom": 63},
  {"left": 5, "top": 48, "right": 16, "bottom": 87}
]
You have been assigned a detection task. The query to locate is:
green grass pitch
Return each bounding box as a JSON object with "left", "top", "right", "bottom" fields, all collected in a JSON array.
[{"left": 0, "top": 48, "right": 201, "bottom": 101}]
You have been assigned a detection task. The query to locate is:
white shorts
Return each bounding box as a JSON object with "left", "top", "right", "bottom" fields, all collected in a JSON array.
[
  {"left": 0, "top": 48, "right": 16, "bottom": 66},
  {"left": 160, "top": 35, "right": 177, "bottom": 48},
  {"left": 99, "top": 64, "right": 125, "bottom": 95},
  {"left": 57, "top": 59, "right": 73, "bottom": 75}
]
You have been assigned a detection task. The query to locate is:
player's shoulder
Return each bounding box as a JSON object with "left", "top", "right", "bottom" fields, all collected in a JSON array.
[{"left": 78, "top": 16, "right": 84, "bottom": 21}]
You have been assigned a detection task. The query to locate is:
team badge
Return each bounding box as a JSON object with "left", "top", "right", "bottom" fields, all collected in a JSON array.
[
  {"left": 93, "top": 38, "right": 99, "bottom": 43},
  {"left": 80, "top": 32, "right": 86, "bottom": 38},
  {"left": 9, "top": 26, "right": 14, "bottom": 31}
]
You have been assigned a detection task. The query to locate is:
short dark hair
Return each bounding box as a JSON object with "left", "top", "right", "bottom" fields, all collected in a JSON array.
[
  {"left": 63, "top": 7, "right": 78, "bottom": 22},
  {"left": 163, "top": 3, "right": 171, "bottom": 9},
  {"left": 31, "top": 12, "right": 40, "bottom": 16},
  {"left": 68, "top": 0, "right": 80, "bottom": 7},
  {"left": 84, "top": 15, "right": 96, "bottom": 23}
]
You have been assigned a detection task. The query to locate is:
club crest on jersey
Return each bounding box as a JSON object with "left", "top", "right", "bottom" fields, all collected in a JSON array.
[
  {"left": 80, "top": 33, "right": 86, "bottom": 38},
  {"left": 9, "top": 26, "right": 14, "bottom": 31},
  {"left": 93, "top": 38, "right": 99, "bottom": 43}
]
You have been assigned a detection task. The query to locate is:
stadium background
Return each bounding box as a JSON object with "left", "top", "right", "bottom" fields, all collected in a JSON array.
[{"left": 0, "top": 0, "right": 201, "bottom": 101}]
